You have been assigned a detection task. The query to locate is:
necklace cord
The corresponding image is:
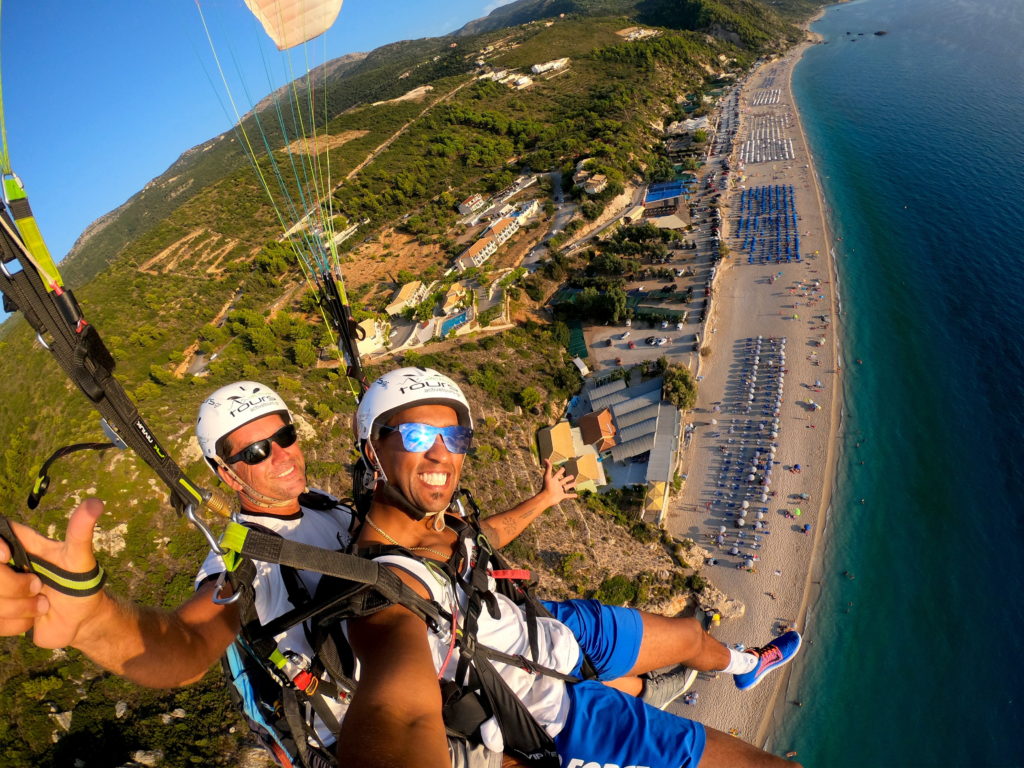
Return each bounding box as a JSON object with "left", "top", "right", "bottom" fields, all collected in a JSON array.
[{"left": 364, "top": 516, "right": 450, "bottom": 559}]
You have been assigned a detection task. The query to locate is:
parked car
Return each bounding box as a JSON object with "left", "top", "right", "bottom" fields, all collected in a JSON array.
[
  {"left": 654, "top": 337, "right": 669, "bottom": 346},
  {"left": 645, "top": 336, "right": 658, "bottom": 346},
  {"left": 661, "top": 320, "right": 669, "bottom": 329},
  {"left": 676, "top": 321, "right": 684, "bottom": 330},
  {"left": 628, "top": 341, "right": 636, "bottom": 349},
  {"left": 620, "top": 331, "right": 631, "bottom": 340}
]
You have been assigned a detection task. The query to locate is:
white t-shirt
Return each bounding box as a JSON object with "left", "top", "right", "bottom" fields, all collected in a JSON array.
[
  {"left": 369, "top": 537, "right": 580, "bottom": 754},
  {"left": 195, "top": 491, "right": 354, "bottom": 746}
]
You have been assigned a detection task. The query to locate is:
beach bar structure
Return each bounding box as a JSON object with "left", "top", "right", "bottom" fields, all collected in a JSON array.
[{"left": 581, "top": 375, "right": 682, "bottom": 523}]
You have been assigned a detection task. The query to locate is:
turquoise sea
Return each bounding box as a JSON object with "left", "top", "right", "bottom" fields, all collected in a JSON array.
[{"left": 781, "top": 0, "right": 1024, "bottom": 765}]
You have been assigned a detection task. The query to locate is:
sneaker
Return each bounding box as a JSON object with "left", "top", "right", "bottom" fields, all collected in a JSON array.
[
  {"left": 641, "top": 665, "right": 698, "bottom": 710},
  {"left": 733, "top": 630, "right": 802, "bottom": 691}
]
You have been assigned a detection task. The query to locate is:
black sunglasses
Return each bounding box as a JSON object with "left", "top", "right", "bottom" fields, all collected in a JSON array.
[{"left": 225, "top": 423, "right": 298, "bottom": 465}]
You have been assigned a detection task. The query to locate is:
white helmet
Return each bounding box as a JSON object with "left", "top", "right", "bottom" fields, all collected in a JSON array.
[
  {"left": 356, "top": 367, "right": 472, "bottom": 444},
  {"left": 196, "top": 381, "right": 292, "bottom": 471}
]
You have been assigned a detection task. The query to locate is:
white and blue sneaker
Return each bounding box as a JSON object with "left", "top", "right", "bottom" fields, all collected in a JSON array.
[
  {"left": 734, "top": 630, "right": 802, "bottom": 691},
  {"left": 641, "top": 665, "right": 698, "bottom": 710}
]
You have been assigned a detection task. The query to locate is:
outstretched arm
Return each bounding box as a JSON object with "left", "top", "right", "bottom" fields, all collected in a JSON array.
[
  {"left": 7, "top": 499, "right": 240, "bottom": 688},
  {"left": 341, "top": 602, "right": 449, "bottom": 767},
  {"left": 478, "top": 458, "right": 577, "bottom": 549}
]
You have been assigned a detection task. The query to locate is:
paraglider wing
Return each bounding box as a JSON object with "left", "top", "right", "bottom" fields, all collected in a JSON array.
[{"left": 243, "top": 0, "right": 343, "bottom": 50}]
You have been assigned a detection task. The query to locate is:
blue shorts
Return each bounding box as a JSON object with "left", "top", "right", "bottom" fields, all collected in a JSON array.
[
  {"left": 555, "top": 680, "right": 706, "bottom": 768},
  {"left": 541, "top": 599, "right": 643, "bottom": 680}
]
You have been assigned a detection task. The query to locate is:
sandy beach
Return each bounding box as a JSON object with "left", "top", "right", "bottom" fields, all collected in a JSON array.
[{"left": 663, "top": 23, "right": 843, "bottom": 754}]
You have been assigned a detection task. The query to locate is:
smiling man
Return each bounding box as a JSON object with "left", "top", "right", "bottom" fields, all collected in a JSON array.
[{"left": 342, "top": 367, "right": 803, "bottom": 768}]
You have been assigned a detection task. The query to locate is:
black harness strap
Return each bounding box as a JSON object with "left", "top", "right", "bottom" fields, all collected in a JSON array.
[
  {"left": 0, "top": 207, "right": 209, "bottom": 514},
  {"left": 223, "top": 515, "right": 354, "bottom": 768}
]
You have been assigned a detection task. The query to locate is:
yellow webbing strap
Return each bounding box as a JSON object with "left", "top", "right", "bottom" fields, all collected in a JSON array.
[
  {"left": 5, "top": 555, "right": 106, "bottom": 597},
  {"left": 219, "top": 521, "right": 251, "bottom": 573},
  {"left": 2, "top": 175, "right": 63, "bottom": 291}
]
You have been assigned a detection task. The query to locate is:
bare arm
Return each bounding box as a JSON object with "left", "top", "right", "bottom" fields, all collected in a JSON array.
[
  {"left": 478, "top": 459, "right": 577, "bottom": 549},
  {"left": 73, "top": 581, "right": 241, "bottom": 687},
  {"left": 340, "top": 597, "right": 449, "bottom": 767},
  {"left": 9, "top": 499, "right": 240, "bottom": 688}
]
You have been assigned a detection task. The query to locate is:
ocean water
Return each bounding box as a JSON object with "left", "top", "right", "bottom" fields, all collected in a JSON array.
[{"left": 781, "top": 0, "right": 1024, "bottom": 765}]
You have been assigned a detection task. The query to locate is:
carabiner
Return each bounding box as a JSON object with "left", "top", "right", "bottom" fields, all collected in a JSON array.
[
  {"left": 185, "top": 503, "right": 226, "bottom": 556},
  {"left": 211, "top": 568, "right": 242, "bottom": 605}
]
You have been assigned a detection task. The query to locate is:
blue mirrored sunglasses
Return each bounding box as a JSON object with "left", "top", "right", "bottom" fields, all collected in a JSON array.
[{"left": 378, "top": 423, "right": 473, "bottom": 454}]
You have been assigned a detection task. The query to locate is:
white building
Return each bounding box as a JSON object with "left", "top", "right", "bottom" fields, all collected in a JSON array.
[
  {"left": 355, "top": 317, "right": 391, "bottom": 357},
  {"left": 515, "top": 199, "right": 540, "bottom": 220},
  {"left": 583, "top": 174, "right": 608, "bottom": 195},
  {"left": 457, "top": 236, "right": 497, "bottom": 271},
  {"left": 531, "top": 57, "right": 569, "bottom": 74},
  {"left": 666, "top": 116, "right": 711, "bottom": 136},
  {"left": 385, "top": 280, "right": 430, "bottom": 316},
  {"left": 487, "top": 217, "right": 520, "bottom": 246},
  {"left": 458, "top": 193, "right": 485, "bottom": 215}
]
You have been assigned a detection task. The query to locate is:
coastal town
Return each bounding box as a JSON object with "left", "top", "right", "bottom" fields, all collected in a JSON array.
[
  {"left": 333, "top": 21, "right": 840, "bottom": 743},
  {"left": 0, "top": 7, "right": 844, "bottom": 762}
]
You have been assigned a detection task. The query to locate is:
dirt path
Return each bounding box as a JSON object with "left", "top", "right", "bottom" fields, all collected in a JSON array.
[{"left": 342, "top": 79, "right": 473, "bottom": 183}]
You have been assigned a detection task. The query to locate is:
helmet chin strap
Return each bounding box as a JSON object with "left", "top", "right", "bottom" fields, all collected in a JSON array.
[
  {"left": 375, "top": 481, "right": 450, "bottom": 531},
  {"left": 219, "top": 461, "right": 301, "bottom": 510}
]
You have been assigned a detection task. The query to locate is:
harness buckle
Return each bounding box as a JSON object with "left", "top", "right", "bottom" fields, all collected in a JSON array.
[
  {"left": 516, "top": 654, "right": 539, "bottom": 675},
  {"left": 282, "top": 651, "right": 320, "bottom": 695},
  {"left": 293, "top": 670, "right": 318, "bottom": 696},
  {"left": 459, "top": 628, "right": 476, "bottom": 657}
]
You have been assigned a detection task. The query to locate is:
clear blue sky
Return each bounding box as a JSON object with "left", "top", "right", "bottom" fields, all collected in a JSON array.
[{"left": 1, "top": 0, "right": 512, "bottom": 262}]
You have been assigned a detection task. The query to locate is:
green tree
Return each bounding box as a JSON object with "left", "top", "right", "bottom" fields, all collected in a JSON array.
[
  {"left": 292, "top": 339, "right": 317, "bottom": 368},
  {"left": 518, "top": 386, "right": 542, "bottom": 410},
  {"left": 245, "top": 327, "right": 277, "bottom": 356},
  {"left": 662, "top": 364, "right": 698, "bottom": 410},
  {"left": 148, "top": 364, "right": 174, "bottom": 386}
]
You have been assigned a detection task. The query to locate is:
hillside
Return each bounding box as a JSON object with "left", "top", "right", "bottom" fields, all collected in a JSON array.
[{"left": 0, "top": 0, "right": 813, "bottom": 762}]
